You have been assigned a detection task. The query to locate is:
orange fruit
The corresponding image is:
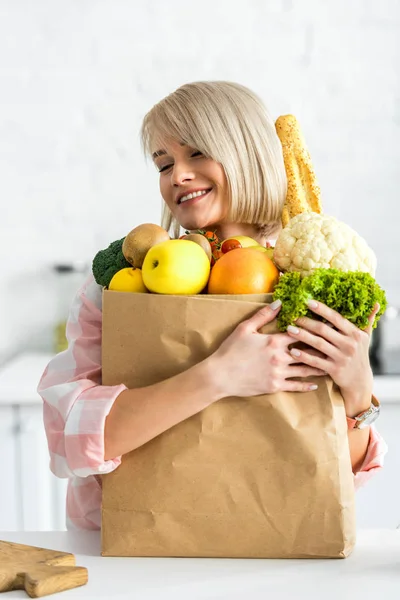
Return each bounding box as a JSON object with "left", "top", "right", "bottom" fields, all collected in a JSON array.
[{"left": 207, "top": 247, "right": 280, "bottom": 294}]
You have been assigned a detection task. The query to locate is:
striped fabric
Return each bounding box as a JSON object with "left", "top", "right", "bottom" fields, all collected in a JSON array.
[{"left": 37, "top": 275, "right": 387, "bottom": 530}]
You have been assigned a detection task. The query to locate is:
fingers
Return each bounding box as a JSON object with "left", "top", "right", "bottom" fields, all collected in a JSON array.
[
  {"left": 242, "top": 299, "right": 282, "bottom": 333},
  {"left": 285, "top": 345, "right": 326, "bottom": 364},
  {"left": 286, "top": 323, "right": 341, "bottom": 361},
  {"left": 304, "top": 300, "right": 354, "bottom": 335},
  {"left": 288, "top": 347, "right": 329, "bottom": 373},
  {"left": 296, "top": 347, "right": 327, "bottom": 360},
  {"left": 299, "top": 299, "right": 380, "bottom": 337},
  {"left": 364, "top": 302, "right": 380, "bottom": 336},
  {"left": 281, "top": 380, "right": 319, "bottom": 393},
  {"left": 286, "top": 365, "right": 327, "bottom": 378},
  {"left": 294, "top": 316, "right": 343, "bottom": 347}
]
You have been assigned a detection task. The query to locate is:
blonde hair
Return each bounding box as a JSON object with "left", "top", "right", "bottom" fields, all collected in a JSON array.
[{"left": 141, "top": 81, "right": 287, "bottom": 238}]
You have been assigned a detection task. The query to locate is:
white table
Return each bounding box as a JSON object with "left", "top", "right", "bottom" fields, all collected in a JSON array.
[{"left": 1, "top": 530, "right": 400, "bottom": 599}]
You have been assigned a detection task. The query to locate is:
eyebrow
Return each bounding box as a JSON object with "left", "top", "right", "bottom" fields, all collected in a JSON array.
[
  {"left": 152, "top": 142, "right": 186, "bottom": 160},
  {"left": 152, "top": 149, "right": 166, "bottom": 159}
]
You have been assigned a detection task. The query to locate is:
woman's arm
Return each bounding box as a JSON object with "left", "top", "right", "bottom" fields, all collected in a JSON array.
[
  {"left": 345, "top": 389, "right": 372, "bottom": 472},
  {"left": 104, "top": 356, "right": 224, "bottom": 459},
  {"left": 38, "top": 275, "right": 126, "bottom": 478},
  {"left": 348, "top": 428, "right": 371, "bottom": 472},
  {"left": 353, "top": 425, "right": 387, "bottom": 488}
]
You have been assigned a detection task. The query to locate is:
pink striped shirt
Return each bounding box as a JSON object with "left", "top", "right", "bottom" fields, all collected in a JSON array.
[{"left": 37, "top": 274, "right": 388, "bottom": 530}]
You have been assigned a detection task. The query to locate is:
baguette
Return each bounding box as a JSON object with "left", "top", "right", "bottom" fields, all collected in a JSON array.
[{"left": 275, "top": 114, "right": 322, "bottom": 227}]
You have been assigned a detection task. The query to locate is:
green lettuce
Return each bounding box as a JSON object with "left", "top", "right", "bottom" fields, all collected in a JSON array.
[{"left": 272, "top": 268, "right": 387, "bottom": 332}]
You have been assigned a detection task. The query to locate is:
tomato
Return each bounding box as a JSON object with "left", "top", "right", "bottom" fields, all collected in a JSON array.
[
  {"left": 204, "top": 230, "right": 218, "bottom": 244},
  {"left": 211, "top": 247, "right": 224, "bottom": 265},
  {"left": 221, "top": 239, "right": 242, "bottom": 254}
]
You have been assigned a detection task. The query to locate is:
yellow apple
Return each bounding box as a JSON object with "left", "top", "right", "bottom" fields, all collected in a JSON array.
[
  {"left": 109, "top": 267, "right": 148, "bottom": 293},
  {"left": 251, "top": 245, "right": 275, "bottom": 260},
  {"left": 142, "top": 239, "right": 211, "bottom": 294},
  {"left": 222, "top": 235, "right": 260, "bottom": 248},
  {"left": 181, "top": 233, "right": 212, "bottom": 262}
]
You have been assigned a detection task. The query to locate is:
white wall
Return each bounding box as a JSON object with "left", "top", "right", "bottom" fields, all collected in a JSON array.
[{"left": 0, "top": 0, "right": 399, "bottom": 362}]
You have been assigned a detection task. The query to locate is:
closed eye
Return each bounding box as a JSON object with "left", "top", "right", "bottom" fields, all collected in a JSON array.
[
  {"left": 157, "top": 151, "right": 204, "bottom": 173},
  {"left": 158, "top": 164, "right": 172, "bottom": 173}
]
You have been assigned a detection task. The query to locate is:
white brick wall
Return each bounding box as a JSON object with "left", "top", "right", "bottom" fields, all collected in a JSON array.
[{"left": 0, "top": 0, "right": 399, "bottom": 362}]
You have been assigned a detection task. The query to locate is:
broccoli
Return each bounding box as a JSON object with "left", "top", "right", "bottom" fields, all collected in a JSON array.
[
  {"left": 272, "top": 268, "right": 387, "bottom": 332},
  {"left": 92, "top": 238, "right": 131, "bottom": 288}
]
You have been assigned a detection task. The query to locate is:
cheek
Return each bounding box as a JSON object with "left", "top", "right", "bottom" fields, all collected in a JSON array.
[
  {"left": 213, "top": 165, "right": 228, "bottom": 193},
  {"left": 215, "top": 173, "right": 229, "bottom": 210}
]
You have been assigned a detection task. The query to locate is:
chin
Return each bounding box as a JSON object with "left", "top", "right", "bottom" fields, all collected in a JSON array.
[
  {"left": 180, "top": 212, "right": 226, "bottom": 231},
  {"left": 177, "top": 217, "right": 215, "bottom": 231}
]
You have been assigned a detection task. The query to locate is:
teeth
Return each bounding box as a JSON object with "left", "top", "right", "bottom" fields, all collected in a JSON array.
[{"left": 180, "top": 189, "right": 209, "bottom": 203}]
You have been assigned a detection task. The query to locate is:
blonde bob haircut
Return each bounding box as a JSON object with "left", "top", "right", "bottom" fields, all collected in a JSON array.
[{"left": 141, "top": 81, "right": 287, "bottom": 238}]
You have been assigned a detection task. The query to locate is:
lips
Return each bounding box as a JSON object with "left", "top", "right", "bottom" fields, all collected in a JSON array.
[{"left": 177, "top": 188, "right": 212, "bottom": 205}]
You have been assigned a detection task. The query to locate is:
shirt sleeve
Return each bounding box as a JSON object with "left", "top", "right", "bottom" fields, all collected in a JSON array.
[
  {"left": 37, "top": 275, "right": 127, "bottom": 479},
  {"left": 353, "top": 424, "right": 388, "bottom": 489}
]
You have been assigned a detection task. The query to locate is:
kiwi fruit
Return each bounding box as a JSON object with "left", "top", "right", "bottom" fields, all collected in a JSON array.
[{"left": 122, "top": 223, "right": 170, "bottom": 268}]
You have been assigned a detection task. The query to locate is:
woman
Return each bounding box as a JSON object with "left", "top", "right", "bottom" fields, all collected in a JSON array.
[{"left": 38, "top": 81, "right": 386, "bottom": 530}]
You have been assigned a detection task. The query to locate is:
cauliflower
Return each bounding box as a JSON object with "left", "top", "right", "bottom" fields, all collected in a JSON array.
[{"left": 273, "top": 213, "right": 377, "bottom": 277}]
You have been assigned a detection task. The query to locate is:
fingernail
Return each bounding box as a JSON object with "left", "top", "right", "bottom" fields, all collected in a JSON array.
[
  {"left": 270, "top": 299, "right": 282, "bottom": 310},
  {"left": 309, "top": 384, "right": 318, "bottom": 391},
  {"left": 376, "top": 303, "right": 380, "bottom": 312},
  {"left": 290, "top": 348, "right": 301, "bottom": 357},
  {"left": 287, "top": 325, "right": 299, "bottom": 334},
  {"left": 307, "top": 299, "right": 318, "bottom": 309}
]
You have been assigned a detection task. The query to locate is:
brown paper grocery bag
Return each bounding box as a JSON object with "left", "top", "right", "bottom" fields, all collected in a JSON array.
[{"left": 101, "top": 290, "right": 355, "bottom": 558}]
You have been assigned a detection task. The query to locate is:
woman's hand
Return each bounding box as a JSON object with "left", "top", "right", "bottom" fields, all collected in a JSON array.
[
  {"left": 211, "top": 300, "right": 327, "bottom": 399},
  {"left": 286, "top": 299, "right": 380, "bottom": 417}
]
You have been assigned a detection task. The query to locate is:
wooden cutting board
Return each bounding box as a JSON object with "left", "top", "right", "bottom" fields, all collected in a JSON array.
[{"left": 0, "top": 540, "right": 88, "bottom": 597}]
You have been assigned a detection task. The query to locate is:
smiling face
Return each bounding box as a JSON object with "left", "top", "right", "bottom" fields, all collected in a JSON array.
[{"left": 152, "top": 139, "right": 229, "bottom": 232}]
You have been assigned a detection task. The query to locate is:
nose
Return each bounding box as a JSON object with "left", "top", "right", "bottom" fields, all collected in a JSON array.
[{"left": 171, "top": 160, "right": 195, "bottom": 186}]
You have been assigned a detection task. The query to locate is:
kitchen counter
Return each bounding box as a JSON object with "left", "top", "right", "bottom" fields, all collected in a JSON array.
[
  {"left": 1, "top": 530, "right": 399, "bottom": 599},
  {"left": 0, "top": 352, "right": 53, "bottom": 405},
  {"left": 0, "top": 351, "right": 400, "bottom": 405}
]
